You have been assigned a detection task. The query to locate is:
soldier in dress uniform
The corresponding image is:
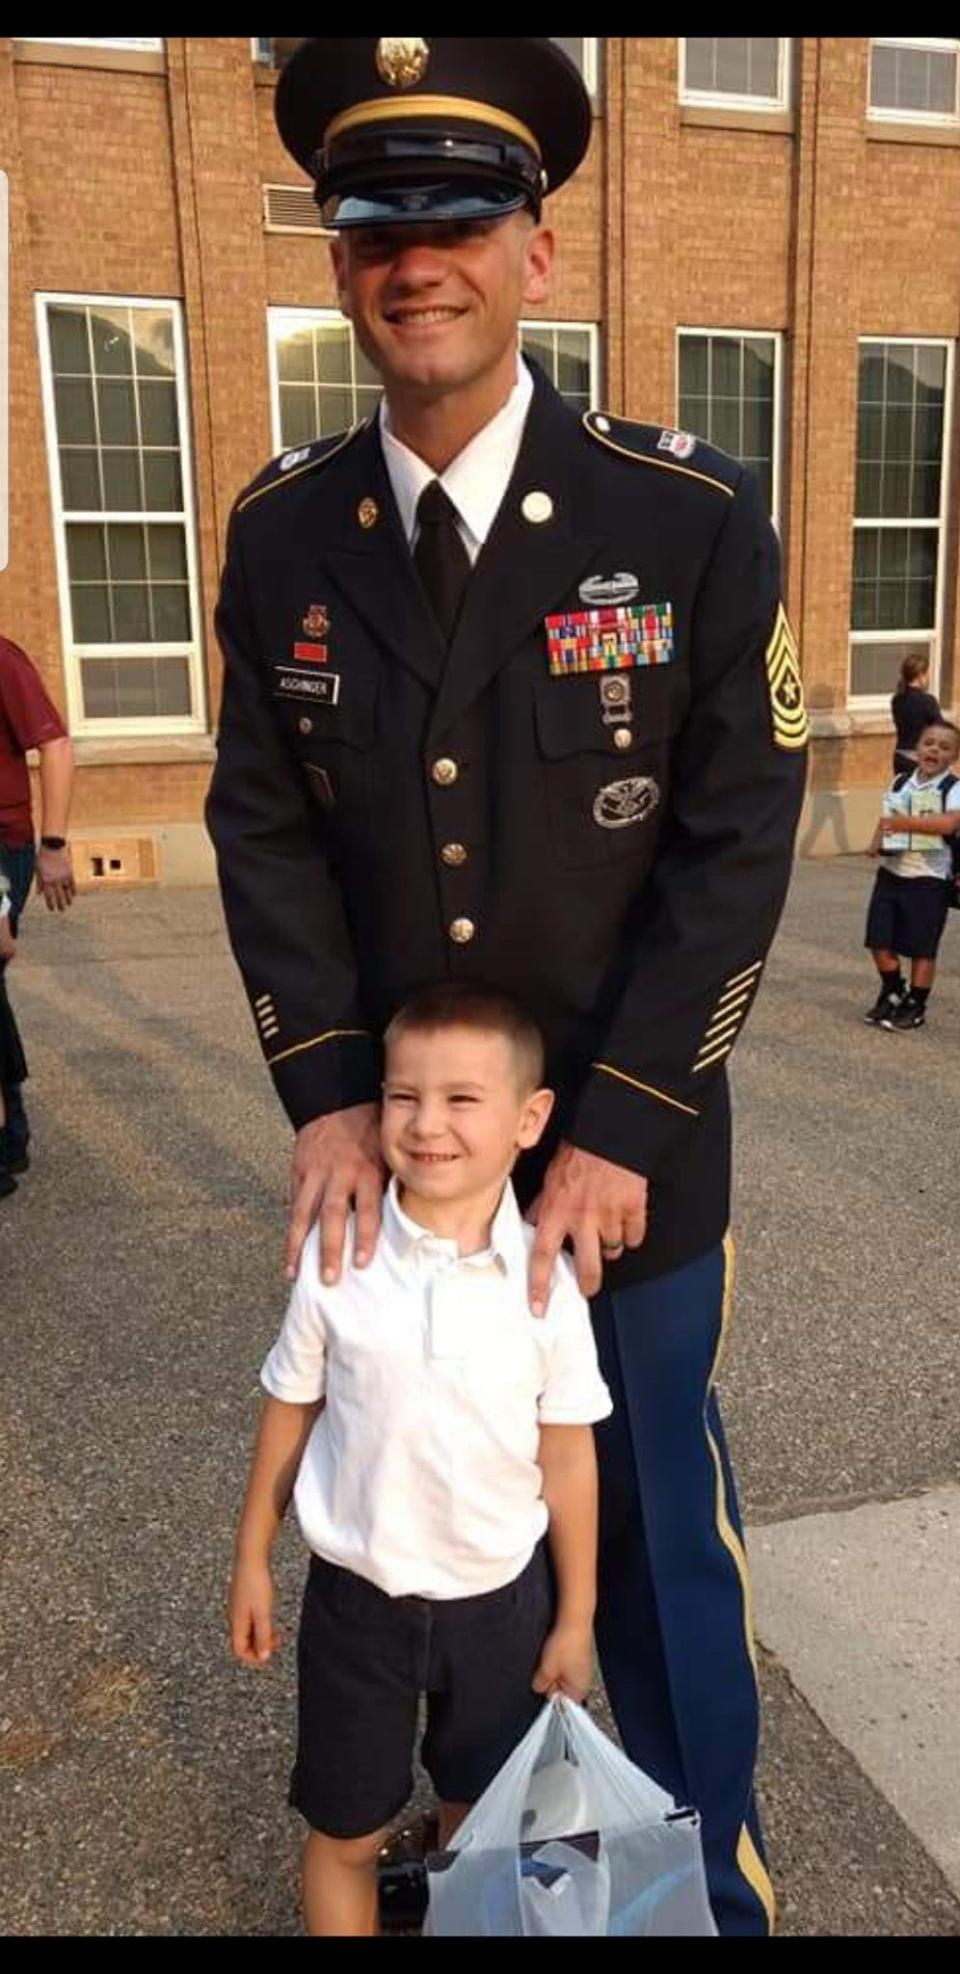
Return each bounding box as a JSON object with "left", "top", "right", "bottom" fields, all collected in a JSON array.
[{"left": 206, "top": 36, "right": 808, "bottom": 1936}]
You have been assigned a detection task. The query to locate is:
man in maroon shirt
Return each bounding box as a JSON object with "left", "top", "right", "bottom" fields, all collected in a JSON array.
[{"left": 0, "top": 634, "right": 76, "bottom": 1179}]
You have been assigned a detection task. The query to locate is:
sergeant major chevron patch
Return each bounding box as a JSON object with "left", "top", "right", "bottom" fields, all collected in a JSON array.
[{"left": 765, "top": 604, "right": 809, "bottom": 752}]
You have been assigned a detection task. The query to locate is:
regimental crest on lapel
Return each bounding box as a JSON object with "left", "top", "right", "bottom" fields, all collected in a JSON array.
[{"left": 765, "top": 604, "right": 809, "bottom": 752}]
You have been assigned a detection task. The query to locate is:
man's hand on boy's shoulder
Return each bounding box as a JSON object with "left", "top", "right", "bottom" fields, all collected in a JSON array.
[
  {"left": 526, "top": 1142, "right": 648, "bottom": 1315},
  {"left": 285, "top": 1102, "right": 386, "bottom": 1286}
]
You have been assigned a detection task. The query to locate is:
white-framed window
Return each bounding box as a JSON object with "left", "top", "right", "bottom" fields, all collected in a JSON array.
[
  {"left": 17, "top": 37, "right": 164, "bottom": 52},
  {"left": 269, "top": 310, "right": 600, "bottom": 450},
  {"left": 850, "top": 338, "right": 952, "bottom": 705},
  {"left": 36, "top": 295, "right": 204, "bottom": 736},
  {"left": 677, "top": 329, "right": 782, "bottom": 523},
  {"left": 680, "top": 37, "right": 790, "bottom": 112},
  {"left": 868, "top": 38, "right": 960, "bottom": 125}
]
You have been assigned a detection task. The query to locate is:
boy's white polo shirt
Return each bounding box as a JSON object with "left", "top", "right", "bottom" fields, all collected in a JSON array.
[{"left": 261, "top": 1178, "right": 612, "bottom": 1601}]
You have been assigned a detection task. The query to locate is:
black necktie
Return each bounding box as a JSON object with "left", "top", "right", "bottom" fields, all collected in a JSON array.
[{"left": 414, "top": 480, "right": 472, "bottom": 642}]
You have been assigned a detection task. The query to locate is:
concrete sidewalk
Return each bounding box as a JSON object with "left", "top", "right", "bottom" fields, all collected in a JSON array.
[{"left": 2, "top": 860, "right": 959, "bottom": 1935}]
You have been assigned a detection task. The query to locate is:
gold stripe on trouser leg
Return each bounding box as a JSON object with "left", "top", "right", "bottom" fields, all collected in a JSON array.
[{"left": 703, "top": 1231, "right": 777, "bottom": 1934}]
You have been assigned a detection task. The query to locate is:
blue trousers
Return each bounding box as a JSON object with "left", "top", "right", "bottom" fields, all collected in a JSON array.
[
  {"left": 0, "top": 842, "right": 35, "bottom": 1158},
  {"left": 591, "top": 1242, "right": 774, "bottom": 1937}
]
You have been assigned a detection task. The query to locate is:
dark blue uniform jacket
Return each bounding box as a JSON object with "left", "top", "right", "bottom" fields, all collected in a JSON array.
[{"left": 207, "top": 363, "right": 807, "bottom": 1283}]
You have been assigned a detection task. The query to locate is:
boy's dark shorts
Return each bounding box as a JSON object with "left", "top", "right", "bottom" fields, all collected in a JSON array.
[
  {"left": 290, "top": 1545, "right": 553, "bottom": 1839},
  {"left": 865, "top": 867, "right": 951, "bottom": 960}
]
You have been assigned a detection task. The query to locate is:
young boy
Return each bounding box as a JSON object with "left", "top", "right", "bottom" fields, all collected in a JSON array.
[
  {"left": 228, "top": 984, "right": 612, "bottom": 1937},
  {"left": 864, "top": 719, "right": 960, "bottom": 1030}
]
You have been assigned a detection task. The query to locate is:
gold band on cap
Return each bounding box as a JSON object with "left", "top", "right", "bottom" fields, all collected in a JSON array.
[{"left": 324, "top": 94, "right": 542, "bottom": 162}]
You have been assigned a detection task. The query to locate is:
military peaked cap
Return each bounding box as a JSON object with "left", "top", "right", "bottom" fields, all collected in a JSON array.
[{"left": 275, "top": 36, "right": 592, "bottom": 228}]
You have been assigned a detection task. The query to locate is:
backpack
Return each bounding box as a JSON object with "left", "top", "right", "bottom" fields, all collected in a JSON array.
[{"left": 895, "top": 769, "right": 960, "bottom": 907}]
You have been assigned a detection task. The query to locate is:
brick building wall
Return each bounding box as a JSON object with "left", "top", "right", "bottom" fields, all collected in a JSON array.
[{"left": 2, "top": 35, "right": 959, "bottom": 882}]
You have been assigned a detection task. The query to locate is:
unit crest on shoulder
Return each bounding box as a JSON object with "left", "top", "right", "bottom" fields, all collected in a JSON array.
[
  {"left": 237, "top": 425, "right": 364, "bottom": 514},
  {"left": 582, "top": 410, "right": 740, "bottom": 499}
]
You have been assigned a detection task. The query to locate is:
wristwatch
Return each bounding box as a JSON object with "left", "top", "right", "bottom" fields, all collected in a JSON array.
[{"left": 40, "top": 835, "right": 67, "bottom": 850}]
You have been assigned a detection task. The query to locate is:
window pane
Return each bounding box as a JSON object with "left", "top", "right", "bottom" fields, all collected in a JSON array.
[
  {"left": 317, "top": 388, "right": 353, "bottom": 436},
  {"left": 71, "top": 583, "right": 112, "bottom": 642},
  {"left": 49, "top": 305, "right": 90, "bottom": 374},
  {"left": 314, "top": 325, "right": 351, "bottom": 386},
  {"left": 850, "top": 638, "right": 930, "bottom": 697},
  {"left": 143, "top": 453, "right": 183, "bottom": 511},
  {"left": 151, "top": 585, "right": 191, "bottom": 641},
  {"left": 557, "top": 329, "right": 589, "bottom": 397},
  {"left": 66, "top": 523, "right": 108, "bottom": 582},
  {"left": 680, "top": 336, "right": 708, "bottom": 395},
  {"left": 113, "top": 584, "right": 152, "bottom": 642},
  {"left": 97, "top": 378, "right": 138, "bottom": 445},
  {"left": 147, "top": 525, "right": 187, "bottom": 583},
  {"left": 133, "top": 310, "right": 175, "bottom": 376},
  {"left": 90, "top": 307, "right": 133, "bottom": 376},
  {"left": 685, "top": 35, "right": 781, "bottom": 101},
  {"left": 852, "top": 526, "right": 937, "bottom": 631},
  {"left": 55, "top": 377, "right": 96, "bottom": 445},
  {"left": 107, "top": 523, "right": 146, "bottom": 582},
  {"left": 60, "top": 449, "right": 102, "bottom": 510},
  {"left": 102, "top": 449, "right": 143, "bottom": 509},
  {"left": 872, "top": 43, "right": 958, "bottom": 116},
  {"left": 139, "top": 380, "right": 179, "bottom": 446},
  {"left": 277, "top": 328, "right": 315, "bottom": 383},
  {"left": 711, "top": 338, "right": 741, "bottom": 397},
  {"left": 80, "top": 654, "right": 192, "bottom": 721},
  {"left": 279, "top": 386, "right": 319, "bottom": 447}
]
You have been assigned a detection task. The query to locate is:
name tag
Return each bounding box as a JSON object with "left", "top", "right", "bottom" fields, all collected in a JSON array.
[{"left": 273, "top": 667, "right": 341, "bottom": 705}]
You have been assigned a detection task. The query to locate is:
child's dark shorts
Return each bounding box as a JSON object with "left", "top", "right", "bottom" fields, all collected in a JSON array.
[
  {"left": 290, "top": 1544, "right": 554, "bottom": 1839},
  {"left": 865, "top": 867, "right": 951, "bottom": 960}
]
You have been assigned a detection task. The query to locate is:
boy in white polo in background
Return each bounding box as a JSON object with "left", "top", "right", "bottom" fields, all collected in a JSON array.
[{"left": 228, "top": 984, "right": 612, "bottom": 1937}]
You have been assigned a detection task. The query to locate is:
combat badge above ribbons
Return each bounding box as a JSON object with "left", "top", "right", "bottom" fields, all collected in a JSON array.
[{"left": 765, "top": 603, "right": 809, "bottom": 752}]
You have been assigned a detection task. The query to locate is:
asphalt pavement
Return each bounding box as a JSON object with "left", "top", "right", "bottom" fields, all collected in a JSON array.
[{"left": 2, "top": 857, "right": 959, "bottom": 1936}]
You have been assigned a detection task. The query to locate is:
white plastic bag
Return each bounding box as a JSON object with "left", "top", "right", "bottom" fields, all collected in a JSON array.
[{"left": 425, "top": 1695, "right": 717, "bottom": 1937}]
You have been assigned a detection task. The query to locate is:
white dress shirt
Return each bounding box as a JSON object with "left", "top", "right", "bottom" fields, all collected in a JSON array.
[
  {"left": 261, "top": 1176, "right": 612, "bottom": 1600},
  {"left": 379, "top": 355, "right": 533, "bottom": 565}
]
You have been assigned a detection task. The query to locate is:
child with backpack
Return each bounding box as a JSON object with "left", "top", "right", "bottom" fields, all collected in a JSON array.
[{"left": 864, "top": 719, "right": 960, "bottom": 1031}]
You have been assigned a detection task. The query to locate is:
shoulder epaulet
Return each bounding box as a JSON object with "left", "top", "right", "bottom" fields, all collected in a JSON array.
[
  {"left": 236, "top": 424, "right": 364, "bottom": 515},
  {"left": 582, "top": 411, "right": 740, "bottom": 499}
]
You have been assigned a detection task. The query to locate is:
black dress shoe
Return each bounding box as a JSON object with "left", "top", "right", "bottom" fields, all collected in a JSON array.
[
  {"left": 0, "top": 1171, "right": 18, "bottom": 1199},
  {"left": 8, "top": 1149, "right": 29, "bottom": 1175}
]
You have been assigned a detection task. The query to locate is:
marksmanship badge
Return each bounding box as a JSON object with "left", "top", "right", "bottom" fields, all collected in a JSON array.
[
  {"left": 765, "top": 603, "right": 809, "bottom": 751},
  {"left": 376, "top": 38, "right": 430, "bottom": 88}
]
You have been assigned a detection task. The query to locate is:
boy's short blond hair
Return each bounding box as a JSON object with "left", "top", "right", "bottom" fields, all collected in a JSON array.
[{"left": 384, "top": 983, "right": 545, "bottom": 1091}]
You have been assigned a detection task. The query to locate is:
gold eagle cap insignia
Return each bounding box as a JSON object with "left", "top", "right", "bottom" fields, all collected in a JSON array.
[{"left": 375, "top": 38, "right": 430, "bottom": 88}]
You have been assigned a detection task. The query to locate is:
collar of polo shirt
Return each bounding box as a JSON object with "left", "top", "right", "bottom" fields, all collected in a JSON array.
[{"left": 382, "top": 1174, "right": 527, "bottom": 1277}]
